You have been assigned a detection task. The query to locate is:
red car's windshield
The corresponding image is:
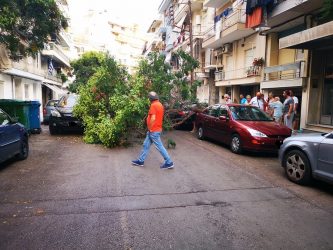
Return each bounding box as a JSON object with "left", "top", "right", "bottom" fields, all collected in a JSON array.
[{"left": 229, "top": 106, "right": 274, "bottom": 121}]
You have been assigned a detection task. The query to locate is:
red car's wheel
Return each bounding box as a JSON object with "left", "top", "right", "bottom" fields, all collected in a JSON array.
[{"left": 230, "top": 134, "right": 242, "bottom": 154}]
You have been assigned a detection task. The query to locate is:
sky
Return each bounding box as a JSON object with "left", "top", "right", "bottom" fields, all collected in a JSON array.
[{"left": 68, "top": 0, "right": 162, "bottom": 32}]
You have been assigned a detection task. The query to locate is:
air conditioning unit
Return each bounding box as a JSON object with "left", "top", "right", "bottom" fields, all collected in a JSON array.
[{"left": 222, "top": 43, "right": 232, "bottom": 54}]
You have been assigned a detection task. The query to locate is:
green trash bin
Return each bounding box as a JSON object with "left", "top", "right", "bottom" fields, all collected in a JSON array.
[{"left": 0, "top": 99, "right": 30, "bottom": 131}]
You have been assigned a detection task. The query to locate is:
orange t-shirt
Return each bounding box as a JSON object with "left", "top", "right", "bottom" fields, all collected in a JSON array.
[{"left": 147, "top": 100, "right": 164, "bottom": 132}]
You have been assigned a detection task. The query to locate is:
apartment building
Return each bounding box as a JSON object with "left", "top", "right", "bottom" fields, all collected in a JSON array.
[
  {"left": 260, "top": 0, "right": 332, "bottom": 132},
  {"left": 109, "top": 21, "right": 148, "bottom": 74},
  {"left": 0, "top": 0, "right": 74, "bottom": 120},
  {"left": 144, "top": 18, "right": 164, "bottom": 57},
  {"left": 158, "top": 0, "right": 215, "bottom": 103},
  {"left": 202, "top": 0, "right": 266, "bottom": 104}
]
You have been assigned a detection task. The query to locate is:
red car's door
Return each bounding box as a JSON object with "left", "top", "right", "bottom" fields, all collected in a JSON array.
[
  {"left": 199, "top": 106, "right": 219, "bottom": 139},
  {"left": 213, "top": 106, "right": 231, "bottom": 143}
]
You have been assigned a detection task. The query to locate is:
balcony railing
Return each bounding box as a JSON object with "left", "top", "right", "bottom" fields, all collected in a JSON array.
[
  {"left": 43, "top": 42, "right": 70, "bottom": 66},
  {"left": 263, "top": 61, "right": 306, "bottom": 81},
  {"left": 222, "top": 9, "right": 246, "bottom": 31},
  {"left": 203, "top": 25, "right": 215, "bottom": 42},
  {"left": 45, "top": 74, "right": 62, "bottom": 84},
  {"left": 215, "top": 66, "right": 262, "bottom": 81}
]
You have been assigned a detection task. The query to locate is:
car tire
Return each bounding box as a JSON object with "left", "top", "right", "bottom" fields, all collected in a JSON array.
[
  {"left": 284, "top": 149, "right": 312, "bottom": 185},
  {"left": 17, "top": 138, "right": 29, "bottom": 160},
  {"left": 230, "top": 134, "right": 242, "bottom": 154},
  {"left": 49, "top": 124, "right": 58, "bottom": 135},
  {"left": 197, "top": 126, "right": 205, "bottom": 140}
]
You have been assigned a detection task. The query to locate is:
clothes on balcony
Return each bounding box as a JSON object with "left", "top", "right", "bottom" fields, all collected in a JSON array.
[
  {"left": 246, "top": 7, "right": 263, "bottom": 28},
  {"left": 214, "top": 7, "right": 233, "bottom": 23},
  {"left": 246, "top": 0, "right": 276, "bottom": 15}
]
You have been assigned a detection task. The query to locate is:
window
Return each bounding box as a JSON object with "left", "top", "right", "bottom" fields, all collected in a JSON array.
[
  {"left": 220, "top": 107, "right": 228, "bottom": 117},
  {"left": 245, "top": 48, "right": 255, "bottom": 67},
  {"left": 205, "top": 105, "right": 220, "bottom": 117}
]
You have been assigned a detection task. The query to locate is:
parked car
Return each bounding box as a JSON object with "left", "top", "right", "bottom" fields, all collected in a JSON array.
[
  {"left": 279, "top": 131, "right": 333, "bottom": 185},
  {"left": 43, "top": 99, "right": 58, "bottom": 124},
  {"left": 0, "top": 108, "right": 29, "bottom": 164},
  {"left": 49, "top": 94, "right": 83, "bottom": 135},
  {"left": 195, "top": 104, "right": 292, "bottom": 154}
]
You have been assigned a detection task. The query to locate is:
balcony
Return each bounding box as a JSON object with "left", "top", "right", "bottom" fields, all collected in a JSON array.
[
  {"left": 57, "top": 29, "right": 72, "bottom": 48},
  {"left": 202, "top": 8, "right": 255, "bottom": 49},
  {"left": 263, "top": 61, "right": 306, "bottom": 81},
  {"left": 204, "top": 0, "right": 228, "bottom": 8},
  {"left": 44, "top": 73, "right": 62, "bottom": 85},
  {"left": 215, "top": 66, "right": 262, "bottom": 86},
  {"left": 42, "top": 42, "right": 70, "bottom": 67},
  {"left": 261, "top": 61, "right": 306, "bottom": 89},
  {"left": 268, "top": 0, "right": 324, "bottom": 27}
]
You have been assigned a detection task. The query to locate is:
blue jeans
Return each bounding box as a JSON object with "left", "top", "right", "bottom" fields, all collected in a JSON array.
[{"left": 138, "top": 132, "right": 172, "bottom": 164}]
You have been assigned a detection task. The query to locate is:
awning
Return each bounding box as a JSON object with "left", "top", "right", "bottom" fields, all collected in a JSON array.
[
  {"left": 3, "top": 68, "right": 44, "bottom": 81},
  {"left": 43, "top": 78, "right": 62, "bottom": 86},
  {"left": 173, "top": 15, "right": 187, "bottom": 33},
  {"left": 279, "top": 21, "right": 333, "bottom": 49},
  {"left": 42, "top": 82, "right": 67, "bottom": 95}
]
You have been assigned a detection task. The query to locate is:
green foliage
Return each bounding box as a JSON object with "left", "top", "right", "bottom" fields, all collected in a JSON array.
[
  {"left": 73, "top": 50, "right": 200, "bottom": 148},
  {"left": 69, "top": 51, "right": 106, "bottom": 93},
  {"left": 59, "top": 73, "right": 68, "bottom": 83},
  {"left": 0, "top": 0, "right": 67, "bottom": 60},
  {"left": 320, "top": 0, "right": 333, "bottom": 23},
  {"left": 74, "top": 52, "right": 147, "bottom": 147}
]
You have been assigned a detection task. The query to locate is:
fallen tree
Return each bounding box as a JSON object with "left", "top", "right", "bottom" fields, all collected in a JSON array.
[{"left": 73, "top": 51, "right": 202, "bottom": 147}]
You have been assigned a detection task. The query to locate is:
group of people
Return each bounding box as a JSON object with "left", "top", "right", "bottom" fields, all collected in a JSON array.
[{"left": 222, "top": 90, "right": 299, "bottom": 130}]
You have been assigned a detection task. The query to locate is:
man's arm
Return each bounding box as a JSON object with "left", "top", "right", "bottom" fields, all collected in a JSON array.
[
  {"left": 287, "top": 101, "right": 294, "bottom": 118},
  {"left": 148, "top": 114, "right": 156, "bottom": 132}
]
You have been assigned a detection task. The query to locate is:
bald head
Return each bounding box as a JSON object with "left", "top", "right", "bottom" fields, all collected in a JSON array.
[{"left": 148, "top": 91, "right": 159, "bottom": 102}]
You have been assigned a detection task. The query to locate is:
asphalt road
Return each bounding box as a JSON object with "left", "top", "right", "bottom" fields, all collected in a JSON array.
[{"left": 0, "top": 126, "right": 333, "bottom": 249}]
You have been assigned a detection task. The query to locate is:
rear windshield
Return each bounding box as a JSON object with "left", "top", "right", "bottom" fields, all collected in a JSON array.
[
  {"left": 229, "top": 106, "right": 274, "bottom": 121},
  {"left": 58, "top": 95, "right": 77, "bottom": 108},
  {"left": 47, "top": 100, "right": 58, "bottom": 106}
]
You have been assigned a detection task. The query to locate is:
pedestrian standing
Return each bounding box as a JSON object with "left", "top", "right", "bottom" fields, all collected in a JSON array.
[
  {"left": 250, "top": 92, "right": 265, "bottom": 110},
  {"left": 221, "top": 94, "right": 232, "bottom": 104},
  {"left": 269, "top": 96, "right": 283, "bottom": 123},
  {"left": 240, "top": 94, "right": 247, "bottom": 104},
  {"left": 290, "top": 90, "right": 299, "bottom": 130},
  {"left": 132, "top": 92, "right": 174, "bottom": 169},
  {"left": 282, "top": 90, "right": 294, "bottom": 129},
  {"left": 266, "top": 92, "right": 275, "bottom": 116},
  {"left": 245, "top": 95, "right": 252, "bottom": 105}
]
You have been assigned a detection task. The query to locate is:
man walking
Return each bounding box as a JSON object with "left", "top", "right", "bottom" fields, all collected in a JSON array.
[{"left": 132, "top": 92, "right": 174, "bottom": 169}]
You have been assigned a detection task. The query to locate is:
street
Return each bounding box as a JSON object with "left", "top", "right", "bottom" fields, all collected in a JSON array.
[{"left": 0, "top": 127, "right": 333, "bottom": 249}]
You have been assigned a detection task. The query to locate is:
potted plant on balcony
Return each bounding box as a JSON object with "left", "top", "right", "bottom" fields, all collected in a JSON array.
[
  {"left": 252, "top": 57, "right": 264, "bottom": 67},
  {"left": 246, "top": 66, "right": 255, "bottom": 77}
]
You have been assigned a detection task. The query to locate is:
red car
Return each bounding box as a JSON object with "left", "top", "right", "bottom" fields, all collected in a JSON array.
[{"left": 195, "top": 104, "right": 292, "bottom": 154}]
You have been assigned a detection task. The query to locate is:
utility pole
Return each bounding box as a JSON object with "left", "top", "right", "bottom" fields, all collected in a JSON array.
[{"left": 188, "top": 0, "right": 194, "bottom": 86}]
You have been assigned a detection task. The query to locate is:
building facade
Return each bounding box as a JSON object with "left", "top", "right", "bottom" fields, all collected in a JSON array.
[
  {"left": 260, "top": 0, "right": 332, "bottom": 132},
  {"left": 0, "top": 0, "right": 75, "bottom": 120}
]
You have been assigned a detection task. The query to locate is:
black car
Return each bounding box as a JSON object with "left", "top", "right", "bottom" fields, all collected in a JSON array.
[
  {"left": 49, "top": 94, "right": 83, "bottom": 135},
  {"left": 0, "top": 108, "right": 29, "bottom": 164}
]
